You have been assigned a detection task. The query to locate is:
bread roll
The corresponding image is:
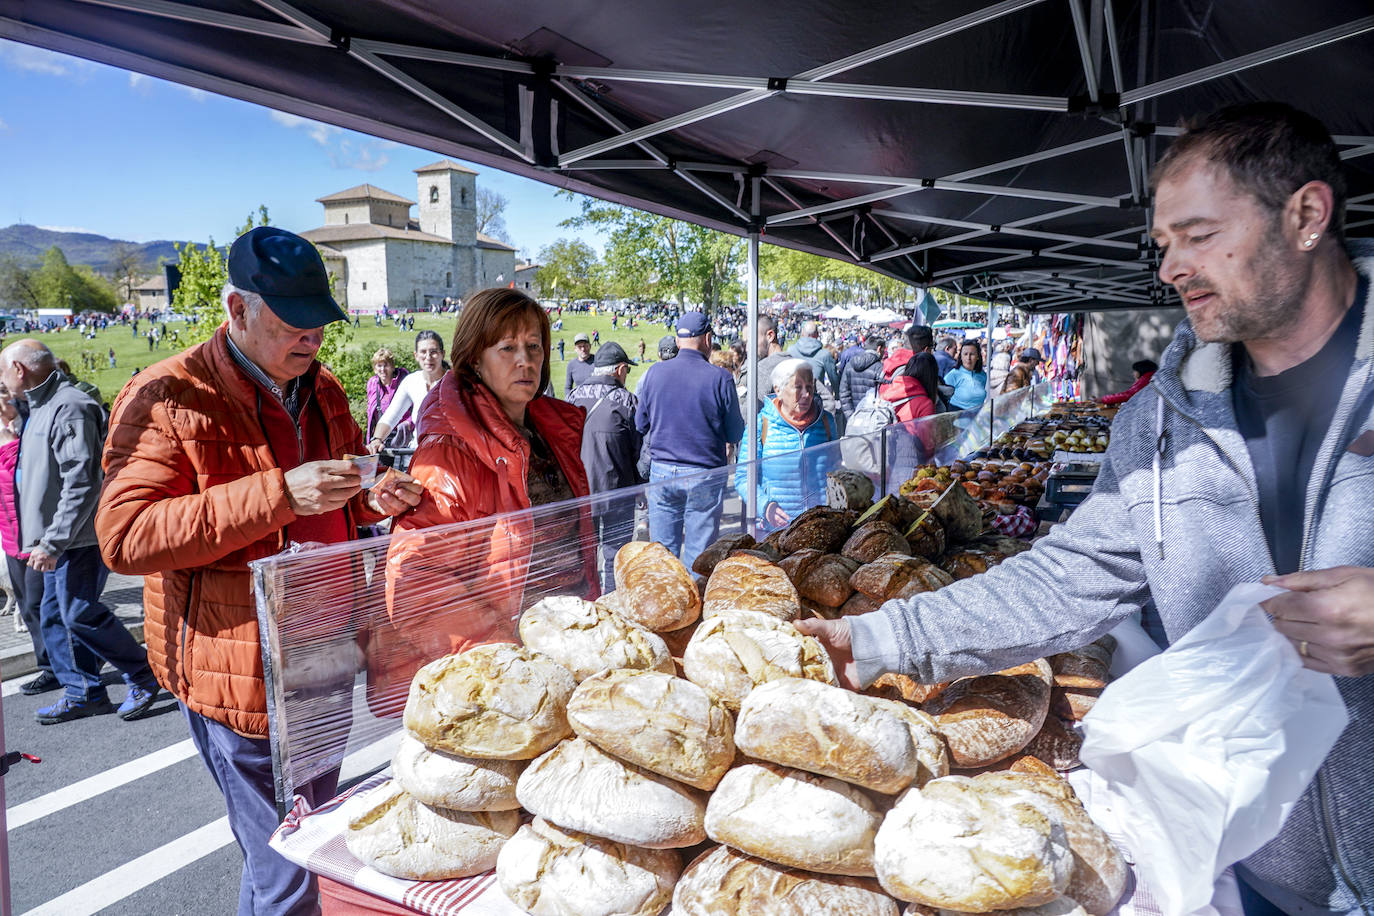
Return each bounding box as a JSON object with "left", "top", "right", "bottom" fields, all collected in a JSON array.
[
  {"left": 873, "top": 775, "right": 1072, "bottom": 909},
  {"left": 850, "top": 554, "right": 953, "bottom": 601},
  {"left": 692, "top": 533, "right": 757, "bottom": 577},
  {"left": 567, "top": 669, "right": 735, "bottom": 790},
  {"left": 518, "top": 595, "right": 674, "bottom": 682},
  {"left": 702, "top": 555, "right": 800, "bottom": 621},
  {"left": 675, "top": 844, "right": 899, "bottom": 916},
  {"left": 777, "top": 506, "right": 855, "bottom": 554},
  {"left": 402, "top": 645, "right": 574, "bottom": 760},
  {"left": 343, "top": 780, "right": 519, "bottom": 881},
  {"left": 496, "top": 817, "right": 680, "bottom": 916},
  {"left": 843, "top": 521, "right": 912, "bottom": 564},
  {"left": 516, "top": 737, "right": 707, "bottom": 848},
  {"left": 390, "top": 732, "right": 522, "bottom": 810},
  {"left": 779, "top": 549, "right": 860, "bottom": 607},
  {"left": 705, "top": 762, "right": 882, "bottom": 876},
  {"left": 923, "top": 659, "right": 1052, "bottom": 768},
  {"left": 614, "top": 541, "right": 701, "bottom": 632},
  {"left": 682, "top": 610, "right": 837, "bottom": 710},
  {"left": 735, "top": 678, "right": 947, "bottom": 794}
]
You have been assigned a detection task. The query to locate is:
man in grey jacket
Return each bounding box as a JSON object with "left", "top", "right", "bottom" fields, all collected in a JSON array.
[
  {"left": 800, "top": 103, "right": 1374, "bottom": 914},
  {"left": 0, "top": 340, "right": 157, "bottom": 724}
]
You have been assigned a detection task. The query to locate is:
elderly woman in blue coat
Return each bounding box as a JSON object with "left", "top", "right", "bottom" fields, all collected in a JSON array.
[{"left": 735, "top": 358, "right": 839, "bottom": 531}]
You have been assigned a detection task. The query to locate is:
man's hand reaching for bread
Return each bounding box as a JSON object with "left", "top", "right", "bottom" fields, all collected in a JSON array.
[{"left": 794, "top": 617, "right": 860, "bottom": 689}]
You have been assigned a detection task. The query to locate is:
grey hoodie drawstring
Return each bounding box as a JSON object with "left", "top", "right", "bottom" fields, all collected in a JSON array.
[{"left": 1153, "top": 394, "right": 1166, "bottom": 559}]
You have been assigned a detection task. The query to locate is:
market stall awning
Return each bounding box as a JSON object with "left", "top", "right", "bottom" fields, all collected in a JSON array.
[{"left": 3, "top": 0, "right": 1370, "bottom": 313}]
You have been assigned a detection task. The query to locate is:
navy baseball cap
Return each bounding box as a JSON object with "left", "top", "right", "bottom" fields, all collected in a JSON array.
[
  {"left": 593, "top": 341, "right": 637, "bottom": 368},
  {"left": 227, "top": 227, "right": 347, "bottom": 329},
  {"left": 1021, "top": 347, "right": 1043, "bottom": 361},
  {"left": 676, "top": 311, "right": 711, "bottom": 337},
  {"left": 658, "top": 335, "right": 679, "bottom": 357}
]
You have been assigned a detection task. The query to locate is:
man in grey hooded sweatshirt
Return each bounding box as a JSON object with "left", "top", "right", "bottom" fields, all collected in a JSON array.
[
  {"left": 800, "top": 103, "right": 1374, "bottom": 914},
  {"left": 787, "top": 320, "right": 841, "bottom": 405}
]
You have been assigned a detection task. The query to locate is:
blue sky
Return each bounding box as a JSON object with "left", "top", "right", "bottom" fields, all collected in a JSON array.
[{"left": 0, "top": 39, "right": 602, "bottom": 261}]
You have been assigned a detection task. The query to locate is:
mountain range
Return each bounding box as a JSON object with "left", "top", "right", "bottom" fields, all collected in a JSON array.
[{"left": 0, "top": 224, "right": 183, "bottom": 272}]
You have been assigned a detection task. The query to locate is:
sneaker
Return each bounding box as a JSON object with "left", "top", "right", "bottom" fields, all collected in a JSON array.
[
  {"left": 117, "top": 683, "right": 160, "bottom": 721},
  {"left": 19, "top": 671, "right": 60, "bottom": 696},
  {"left": 36, "top": 695, "right": 113, "bottom": 725}
]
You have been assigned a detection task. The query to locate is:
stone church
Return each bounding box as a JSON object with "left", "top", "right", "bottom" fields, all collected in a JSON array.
[{"left": 301, "top": 160, "right": 517, "bottom": 313}]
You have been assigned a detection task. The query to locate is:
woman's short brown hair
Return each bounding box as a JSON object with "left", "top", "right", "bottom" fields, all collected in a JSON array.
[
  {"left": 449, "top": 288, "right": 552, "bottom": 394},
  {"left": 371, "top": 347, "right": 396, "bottom": 366}
]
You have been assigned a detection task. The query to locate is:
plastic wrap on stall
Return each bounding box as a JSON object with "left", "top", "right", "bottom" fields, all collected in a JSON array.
[{"left": 252, "top": 385, "right": 1051, "bottom": 811}]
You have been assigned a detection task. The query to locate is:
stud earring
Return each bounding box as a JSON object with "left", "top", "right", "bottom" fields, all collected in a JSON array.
[{"left": 1304, "top": 239, "right": 1314, "bottom": 247}]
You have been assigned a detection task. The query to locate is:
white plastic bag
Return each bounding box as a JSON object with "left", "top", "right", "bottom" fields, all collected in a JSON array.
[{"left": 1078, "top": 583, "right": 1348, "bottom": 916}]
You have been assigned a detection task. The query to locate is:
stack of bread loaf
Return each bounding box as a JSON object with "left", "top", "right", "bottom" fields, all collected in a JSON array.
[{"left": 341, "top": 533, "right": 1125, "bottom": 916}]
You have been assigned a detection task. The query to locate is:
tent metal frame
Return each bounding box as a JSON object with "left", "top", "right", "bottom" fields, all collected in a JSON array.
[{"left": 4, "top": 0, "right": 1371, "bottom": 313}]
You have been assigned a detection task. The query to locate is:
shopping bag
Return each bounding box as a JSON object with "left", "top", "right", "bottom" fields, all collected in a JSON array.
[{"left": 1077, "top": 582, "right": 1348, "bottom": 916}]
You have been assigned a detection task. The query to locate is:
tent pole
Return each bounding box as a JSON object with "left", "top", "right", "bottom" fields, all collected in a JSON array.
[{"left": 746, "top": 177, "right": 762, "bottom": 532}]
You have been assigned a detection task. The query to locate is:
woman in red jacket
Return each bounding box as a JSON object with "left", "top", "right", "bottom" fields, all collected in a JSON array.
[
  {"left": 373, "top": 289, "right": 598, "bottom": 711},
  {"left": 1100, "top": 359, "right": 1157, "bottom": 405}
]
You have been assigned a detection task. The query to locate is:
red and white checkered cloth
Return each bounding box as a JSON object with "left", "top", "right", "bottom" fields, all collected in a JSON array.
[
  {"left": 270, "top": 775, "right": 526, "bottom": 916},
  {"left": 991, "top": 504, "right": 1038, "bottom": 538}
]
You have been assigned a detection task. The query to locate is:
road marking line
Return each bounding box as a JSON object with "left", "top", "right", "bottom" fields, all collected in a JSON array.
[
  {"left": 18, "top": 816, "right": 233, "bottom": 916},
  {"left": 7, "top": 739, "right": 199, "bottom": 829}
]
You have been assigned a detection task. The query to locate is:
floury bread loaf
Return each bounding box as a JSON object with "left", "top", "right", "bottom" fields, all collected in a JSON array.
[
  {"left": 614, "top": 541, "right": 701, "bottom": 631},
  {"left": 567, "top": 669, "right": 735, "bottom": 791},
  {"left": 923, "top": 659, "right": 1053, "bottom": 768},
  {"left": 674, "top": 845, "right": 899, "bottom": 916},
  {"left": 343, "top": 780, "right": 520, "bottom": 881},
  {"left": 682, "top": 610, "right": 836, "bottom": 710},
  {"left": 389, "top": 733, "right": 522, "bottom": 810},
  {"left": 516, "top": 737, "right": 708, "bottom": 848},
  {"left": 873, "top": 774, "right": 1072, "bottom": 910},
  {"left": 517, "top": 595, "right": 674, "bottom": 682},
  {"left": 496, "top": 817, "right": 681, "bottom": 916},
  {"left": 734, "top": 678, "right": 948, "bottom": 794},
  {"left": 701, "top": 555, "right": 800, "bottom": 621},
  {"left": 402, "top": 644, "right": 575, "bottom": 760},
  {"left": 903, "top": 897, "right": 1088, "bottom": 916},
  {"left": 704, "top": 762, "right": 883, "bottom": 876}
]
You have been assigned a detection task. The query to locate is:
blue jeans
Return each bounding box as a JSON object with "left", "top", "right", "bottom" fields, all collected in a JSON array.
[
  {"left": 647, "top": 461, "right": 725, "bottom": 571},
  {"left": 39, "top": 544, "right": 153, "bottom": 701},
  {"left": 183, "top": 705, "right": 340, "bottom": 916}
]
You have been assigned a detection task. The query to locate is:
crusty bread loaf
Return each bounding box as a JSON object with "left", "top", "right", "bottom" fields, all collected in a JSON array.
[
  {"left": 873, "top": 774, "right": 1072, "bottom": 909},
  {"left": 1021, "top": 716, "right": 1083, "bottom": 772},
  {"left": 390, "top": 732, "right": 522, "bottom": 810},
  {"left": 850, "top": 554, "right": 953, "bottom": 601},
  {"left": 842, "top": 521, "right": 912, "bottom": 564},
  {"left": 496, "top": 817, "right": 681, "bottom": 916},
  {"left": 923, "top": 659, "right": 1053, "bottom": 768},
  {"left": 567, "top": 669, "right": 735, "bottom": 790},
  {"left": 1048, "top": 640, "right": 1113, "bottom": 689},
  {"left": 864, "top": 673, "right": 950, "bottom": 707},
  {"left": 675, "top": 844, "right": 899, "bottom": 916},
  {"left": 841, "top": 592, "right": 883, "bottom": 617},
  {"left": 682, "top": 610, "right": 837, "bottom": 710},
  {"left": 735, "top": 678, "right": 946, "bottom": 794},
  {"left": 402, "top": 645, "right": 575, "bottom": 760},
  {"left": 518, "top": 595, "right": 674, "bottom": 682},
  {"left": 1050, "top": 685, "right": 1101, "bottom": 721},
  {"left": 705, "top": 762, "right": 882, "bottom": 876},
  {"left": 779, "top": 549, "right": 860, "bottom": 607},
  {"left": 904, "top": 513, "right": 947, "bottom": 561},
  {"left": 702, "top": 555, "right": 800, "bottom": 622},
  {"left": 693, "top": 533, "right": 757, "bottom": 577},
  {"left": 516, "top": 737, "right": 708, "bottom": 848},
  {"left": 343, "top": 780, "right": 520, "bottom": 881},
  {"left": 614, "top": 541, "right": 702, "bottom": 632},
  {"left": 903, "top": 897, "right": 1087, "bottom": 916},
  {"left": 777, "top": 506, "right": 854, "bottom": 554}
]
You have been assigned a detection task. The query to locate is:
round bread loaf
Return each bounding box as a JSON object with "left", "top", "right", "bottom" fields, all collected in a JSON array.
[
  {"left": 614, "top": 541, "right": 701, "bottom": 631},
  {"left": 705, "top": 762, "right": 882, "bottom": 876},
  {"left": 850, "top": 553, "right": 954, "bottom": 600},
  {"left": 692, "top": 533, "right": 757, "bottom": 577},
  {"left": 735, "top": 678, "right": 946, "bottom": 794},
  {"left": 516, "top": 737, "right": 708, "bottom": 848},
  {"left": 777, "top": 506, "right": 854, "bottom": 554},
  {"left": 682, "top": 610, "right": 836, "bottom": 710},
  {"left": 1021, "top": 715, "right": 1082, "bottom": 772},
  {"left": 675, "top": 844, "right": 899, "bottom": 916},
  {"left": 567, "top": 669, "right": 735, "bottom": 790},
  {"left": 923, "top": 659, "right": 1052, "bottom": 768},
  {"left": 864, "top": 672, "right": 950, "bottom": 706},
  {"left": 873, "top": 775, "right": 1072, "bottom": 910},
  {"left": 496, "top": 817, "right": 681, "bottom": 916},
  {"left": 518, "top": 595, "right": 674, "bottom": 682},
  {"left": 390, "top": 732, "right": 522, "bottom": 810},
  {"left": 343, "top": 780, "right": 520, "bottom": 881},
  {"left": 842, "top": 521, "right": 912, "bottom": 564},
  {"left": 779, "top": 550, "right": 860, "bottom": 607},
  {"left": 702, "top": 555, "right": 800, "bottom": 621},
  {"left": 903, "top": 896, "right": 1087, "bottom": 916},
  {"left": 402, "top": 644, "right": 575, "bottom": 760}
]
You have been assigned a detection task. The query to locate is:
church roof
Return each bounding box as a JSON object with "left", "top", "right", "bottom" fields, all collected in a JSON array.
[
  {"left": 316, "top": 184, "right": 415, "bottom": 205},
  {"left": 414, "top": 158, "right": 478, "bottom": 175},
  {"left": 476, "top": 232, "right": 516, "bottom": 251},
  {"left": 300, "top": 224, "right": 455, "bottom": 245}
]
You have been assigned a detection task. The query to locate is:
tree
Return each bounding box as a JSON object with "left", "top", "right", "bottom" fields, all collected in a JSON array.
[
  {"left": 108, "top": 242, "right": 146, "bottom": 305},
  {"left": 0, "top": 255, "right": 41, "bottom": 311},
  {"left": 537, "top": 238, "right": 602, "bottom": 302},
  {"left": 476, "top": 187, "right": 512, "bottom": 244},
  {"left": 28, "top": 246, "right": 118, "bottom": 313}
]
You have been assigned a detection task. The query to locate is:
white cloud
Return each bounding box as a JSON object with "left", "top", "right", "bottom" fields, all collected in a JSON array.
[
  {"left": 0, "top": 42, "right": 96, "bottom": 79},
  {"left": 0, "top": 117, "right": 8, "bottom": 131},
  {"left": 128, "top": 72, "right": 150, "bottom": 94},
  {"left": 269, "top": 109, "right": 391, "bottom": 172},
  {"left": 180, "top": 85, "right": 208, "bottom": 102},
  {"left": 38, "top": 225, "right": 92, "bottom": 234},
  {"left": 269, "top": 109, "right": 341, "bottom": 145}
]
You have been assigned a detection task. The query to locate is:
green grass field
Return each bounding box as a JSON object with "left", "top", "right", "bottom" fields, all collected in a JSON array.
[{"left": 34, "top": 309, "right": 671, "bottom": 408}]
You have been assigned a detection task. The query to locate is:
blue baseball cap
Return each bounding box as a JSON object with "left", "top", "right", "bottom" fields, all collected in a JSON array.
[
  {"left": 676, "top": 311, "right": 711, "bottom": 338},
  {"left": 227, "top": 226, "right": 347, "bottom": 329}
]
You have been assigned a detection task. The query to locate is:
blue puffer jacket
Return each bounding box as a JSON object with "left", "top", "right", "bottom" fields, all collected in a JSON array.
[{"left": 735, "top": 396, "right": 838, "bottom": 526}]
